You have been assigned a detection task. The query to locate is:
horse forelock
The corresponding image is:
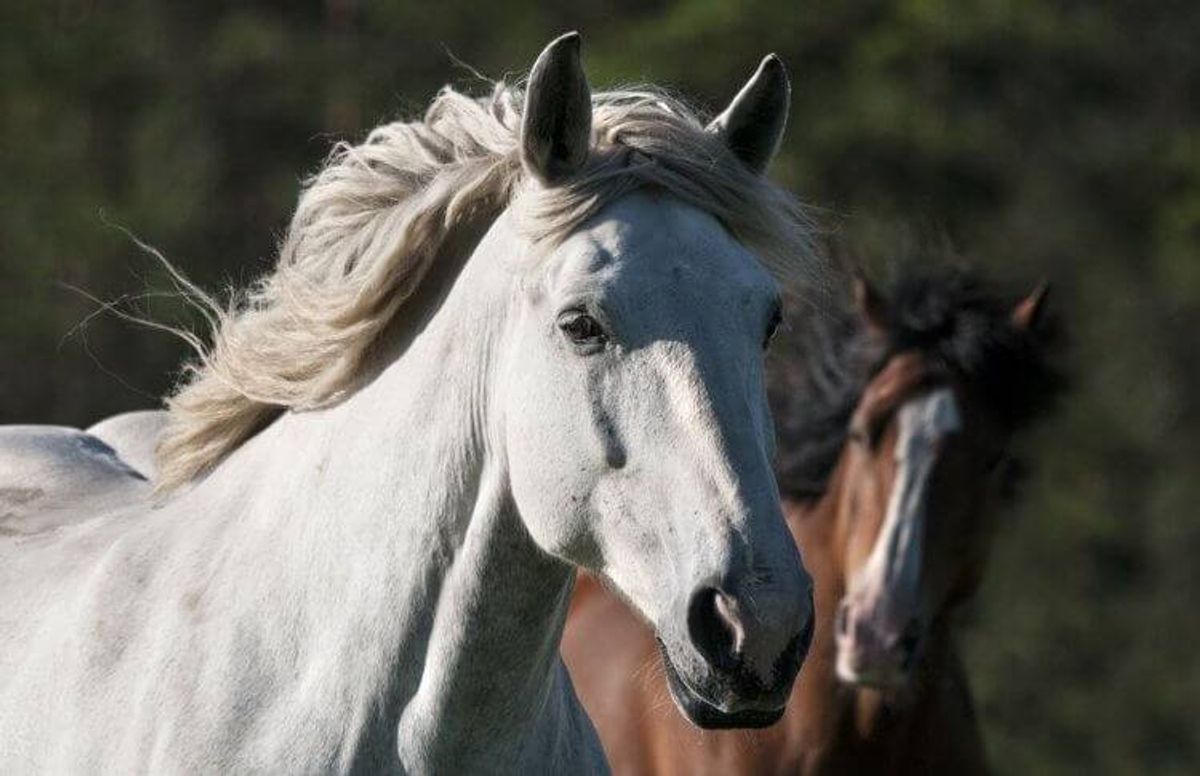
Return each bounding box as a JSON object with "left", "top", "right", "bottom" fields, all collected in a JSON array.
[{"left": 154, "top": 81, "right": 823, "bottom": 492}]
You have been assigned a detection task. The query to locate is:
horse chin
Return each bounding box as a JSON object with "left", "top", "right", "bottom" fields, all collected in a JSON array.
[{"left": 656, "top": 640, "right": 786, "bottom": 730}]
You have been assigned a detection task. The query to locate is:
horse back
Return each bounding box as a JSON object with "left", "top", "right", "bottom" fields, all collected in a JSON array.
[
  {"left": 87, "top": 409, "right": 167, "bottom": 479},
  {"left": 0, "top": 424, "right": 149, "bottom": 535}
]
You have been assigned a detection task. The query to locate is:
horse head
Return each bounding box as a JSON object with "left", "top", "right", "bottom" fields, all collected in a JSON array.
[
  {"left": 832, "top": 270, "right": 1059, "bottom": 690},
  {"left": 501, "top": 34, "right": 816, "bottom": 728}
]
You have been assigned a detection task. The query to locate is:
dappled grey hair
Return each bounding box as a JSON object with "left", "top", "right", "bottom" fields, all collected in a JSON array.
[{"left": 155, "top": 81, "right": 822, "bottom": 491}]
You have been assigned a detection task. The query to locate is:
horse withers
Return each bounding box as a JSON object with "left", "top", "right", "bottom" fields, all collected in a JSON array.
[
  {"left": 0, "top": 34, "right": 821, "bottom": 773},
  {"left": 562, "top": 267, "right": 1064, "bottom": 774}
]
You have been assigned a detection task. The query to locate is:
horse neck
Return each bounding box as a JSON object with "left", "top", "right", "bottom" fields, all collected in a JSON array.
[
  {"left": 170, "top": 218, "right": 594, "bottom": 770},
  {"left": 394, "top": 462, "right": 594, "bottom": 770}
]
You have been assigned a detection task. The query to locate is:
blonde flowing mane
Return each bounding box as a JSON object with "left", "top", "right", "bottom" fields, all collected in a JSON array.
[{"left": 155, "top": 81, "right": 822, "bottom": 491}]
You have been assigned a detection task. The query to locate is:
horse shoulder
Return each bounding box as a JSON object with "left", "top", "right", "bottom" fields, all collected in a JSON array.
[{"left": 0, "top": 425, "right": 149, "bottom": 534}]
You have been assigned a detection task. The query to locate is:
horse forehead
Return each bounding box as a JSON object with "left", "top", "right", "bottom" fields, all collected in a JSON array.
[{"left": 554, "top": 194, "right": 774, "bottom": 295}]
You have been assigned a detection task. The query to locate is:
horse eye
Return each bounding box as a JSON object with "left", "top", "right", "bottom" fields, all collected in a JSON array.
[
  {"left": 558, "top": 312, "right": 606, "bottom": 347},
  {"left": 763, "top": 306, "right": 783, "bottom": 350}
]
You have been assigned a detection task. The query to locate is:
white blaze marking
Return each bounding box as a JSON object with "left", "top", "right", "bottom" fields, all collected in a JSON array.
[{"left": 852, "top": 388, "right": 961, "bottom": 622}]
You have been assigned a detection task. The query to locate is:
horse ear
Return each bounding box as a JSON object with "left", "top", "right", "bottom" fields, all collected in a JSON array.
[
  {"left": 1011, "top": 281, "right": 1050, "bottom": 330},
  {"left": 707, "top": 54, "right": 791, "bottom": 174},
  {"left": 521, "top": 32, "right": 593, "bottom": 186},
  {"left": 852, "top": 270, "right": 889, "bottom": 336}
]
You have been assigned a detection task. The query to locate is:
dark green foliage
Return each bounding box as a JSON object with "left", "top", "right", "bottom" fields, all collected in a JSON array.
[{"left": 1, "top": 2, "right": 1196, "bottom": 772}]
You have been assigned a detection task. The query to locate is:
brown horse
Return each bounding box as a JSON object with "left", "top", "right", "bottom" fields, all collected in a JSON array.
[{"left": 562, "top": 267, "right": 1063, "bottom": 774}]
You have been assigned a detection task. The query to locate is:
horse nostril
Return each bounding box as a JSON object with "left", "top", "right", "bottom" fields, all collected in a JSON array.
[{"left": 687, "top": 587, "right": 738, "bottom": 671}]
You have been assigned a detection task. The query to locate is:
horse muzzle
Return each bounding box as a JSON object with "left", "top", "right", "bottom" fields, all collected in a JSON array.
[
  {"left": 656, "top": 584, "right": 814, "bottom": 729},
  {"left": 834, "top": 597, "right": 923, "bottom": 690}
]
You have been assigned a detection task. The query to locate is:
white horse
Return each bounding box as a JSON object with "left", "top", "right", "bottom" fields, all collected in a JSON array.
[
  {"left": 0, "top": 34, "right": 823, "bottom": 773},
  {"left": 86, "top": 409, "right": 167, "bottom": 478}
]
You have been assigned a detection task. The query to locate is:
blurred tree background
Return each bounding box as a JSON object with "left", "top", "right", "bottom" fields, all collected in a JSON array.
[{"left": 2, "top": 1, "right": 1197, "bottom": 772}]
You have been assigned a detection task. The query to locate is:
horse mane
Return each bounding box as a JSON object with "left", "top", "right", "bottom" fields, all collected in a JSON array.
[
  {"left": 770, "top": 266, "right": 1065, "bottom": 501},
  {"left": 154, "top": 82, "right": 822, "bottom": 491},
  {"left": 768, "top": 292, "right": 868, "bottom": 499}
]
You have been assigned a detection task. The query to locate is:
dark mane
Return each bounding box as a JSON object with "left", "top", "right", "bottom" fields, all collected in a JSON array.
[
  {"left": 769, "top": 266, "right": 1065, "bottom": 501},
  {"left": 768, "top": 298, "right": 871, "bottom": 499}
]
